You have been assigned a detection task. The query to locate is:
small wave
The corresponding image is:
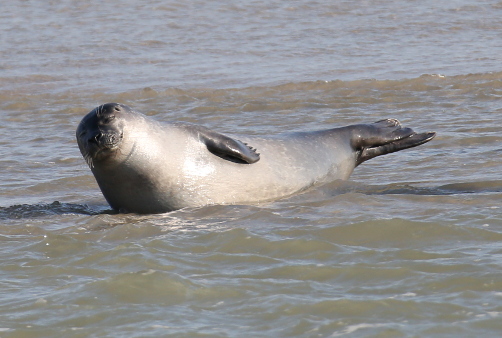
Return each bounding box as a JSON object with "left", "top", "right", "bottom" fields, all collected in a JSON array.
[
  {"left": 65, "top": 70, "right": 502, "bottom": 111},
  {"left": 364, "top": 181, "right": 502, "bottom": 195},
  {"left": 435, "top": 181, "right": 502, "bottom": 194},
  {"left": 318, "top": 180, "right": 502, "bottom": 197},
  {"left": 0, "top": 201, "right": 111, "bottom": 219}
]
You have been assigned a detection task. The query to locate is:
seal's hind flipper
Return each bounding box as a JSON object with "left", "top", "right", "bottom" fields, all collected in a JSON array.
[
  {"left": 196, "top": 127, "right": 260, "bottom": 164},
  {"left": 350, "top": 119, "right": 435, "bottom": 166},
  {"left": 356, "top": 131, "right": 436, "bottom": 166}
]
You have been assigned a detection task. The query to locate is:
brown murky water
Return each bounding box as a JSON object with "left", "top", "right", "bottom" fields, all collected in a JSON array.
[{"left": 1, "top": 1, "right": 501, "bottom": 336}]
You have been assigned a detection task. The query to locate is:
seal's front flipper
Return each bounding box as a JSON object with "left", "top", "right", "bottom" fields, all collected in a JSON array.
[
  {"left": 197, "top": 127, "right": 260, "bottom": 164},
  {"left": 351, "top": 119, "right": 436, "bottom": 166}
]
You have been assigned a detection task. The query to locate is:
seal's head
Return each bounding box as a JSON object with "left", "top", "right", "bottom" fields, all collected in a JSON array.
[{"left": 76, "top": 103, "right": 129, "bottom": 168}]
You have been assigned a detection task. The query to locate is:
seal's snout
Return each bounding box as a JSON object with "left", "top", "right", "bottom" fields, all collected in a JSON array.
[{"left": 97, "top": 132, "right": 121, "bottom": 148}]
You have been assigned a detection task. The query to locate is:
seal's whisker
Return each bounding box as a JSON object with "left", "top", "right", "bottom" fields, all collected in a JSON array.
[{"left": 84, "top": 152, "right": 94, "bottom": 168}]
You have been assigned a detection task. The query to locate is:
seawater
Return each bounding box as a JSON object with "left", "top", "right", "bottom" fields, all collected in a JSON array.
[{"left": 1, "top": 0, "right": 501, "bottom": 337}]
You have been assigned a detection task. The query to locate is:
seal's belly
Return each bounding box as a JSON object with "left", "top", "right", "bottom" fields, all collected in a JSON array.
[{"left": 171, "top": 137, "right": 356, "bottom": 206}]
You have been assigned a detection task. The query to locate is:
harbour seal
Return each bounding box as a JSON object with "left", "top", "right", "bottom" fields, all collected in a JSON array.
[{"left": 76, "top": 103, "right": 435, "bottom": 214}]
